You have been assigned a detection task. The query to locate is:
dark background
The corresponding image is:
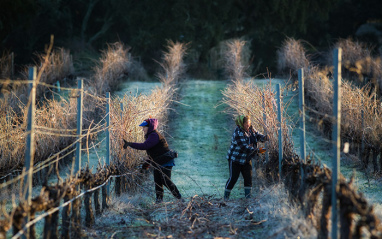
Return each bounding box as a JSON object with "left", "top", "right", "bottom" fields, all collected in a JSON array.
[{"left": 1, "top": 0, "right": 381, "bottom": 77}]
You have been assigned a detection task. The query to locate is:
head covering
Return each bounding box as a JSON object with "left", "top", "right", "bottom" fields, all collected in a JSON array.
[
  {"left": 147, "top": 118, "right": 158, "bottom": 133},
  {"left": 235, "top": 115, "right": 246, "bottom": 129},
  {"left": 139, "top": 118, "right": 159, "bottom": 135},
  {"left": 139, "top": 119, "right": 149, "bottom": 127}
]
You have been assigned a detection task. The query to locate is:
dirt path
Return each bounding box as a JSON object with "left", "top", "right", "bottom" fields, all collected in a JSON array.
[{"left": 169, "top": 80, "right": 232, "bottom": 199}]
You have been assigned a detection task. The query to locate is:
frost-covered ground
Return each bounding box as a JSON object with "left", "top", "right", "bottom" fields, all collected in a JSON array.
[{"left": 169, "top": 80, "right": 232, "bottom": 199}]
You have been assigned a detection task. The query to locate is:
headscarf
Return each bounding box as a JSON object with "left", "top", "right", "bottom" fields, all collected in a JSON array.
[{"left": 235, "top": 115, "right": 246, "bottom": 129}]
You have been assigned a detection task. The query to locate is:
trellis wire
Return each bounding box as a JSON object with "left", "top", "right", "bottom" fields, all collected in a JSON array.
[{"left": 11, "top": 169, "right": 137, "bottom": 239}]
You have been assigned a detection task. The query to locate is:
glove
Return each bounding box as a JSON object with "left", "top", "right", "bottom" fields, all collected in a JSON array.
[
  {"left": 258, "top": 147, "right": 266, "bottom": 154},
  {"left": 142, "top": 162, "right": 150, "bottom": 170},
  {"left": 123, "top": 139, "right": 132, "bottom": 149}
]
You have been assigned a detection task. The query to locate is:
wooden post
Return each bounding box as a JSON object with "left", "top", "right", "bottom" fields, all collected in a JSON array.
[
  {"left": 262, "top": 93, "right": 269, "bottom": 162},
  {"left": 43, "top": 188, "right": 59, "bottom": 239},
  {"left": 116, "top": 177, "right": 121, "bottom": 196},
  {"left": 29, "top": 212, "right": 36, "bottom": 239},
  {"left": 84, "top": 189, "right": 95, "bottom": 227},
  {"left": 276, "top": 84, "right": 283, "bottom": 181},
  {"left": 70, "top": 191, "right": 81, "bottom": 238},
  {"left": 106, "top": 92, "right": 111, "bottom": 195},
  {"left": 120, "top": 102, "right": 123, "bottom": 121},
  {"left": 61, "top": 193, "right": 72, "bottom": 239},
  {"left": 56, "top": 81, "right": 61, "bottom": 93},
  {"left": 120, "top": 102, "right": 128, "bottom": 191},
  {"left": 94, "top": 189, "right": 101, "bottom": 216},
  {"left": 22, "top": 66, "right": 37, "bottom": 239},
  {"left": 102, "top": 184, "right": 108, "bottom": 210},
  {"left": 298, "top": 69, "right": 306, "bottom": 162},
  {"left": 298, "top": 69, "right": 306, "bottom": 186},
  {"left": 359, "top": 97, "right": 364, "bottom": 165},
  {"left": 75, "top": 79, "right": 83, "bottom": 175},
  {"left": 332, "top": 48, "right": 342, "bottom": 239},
  {"left": 319, "top": 187, "right": 331, "bottom": 238}
]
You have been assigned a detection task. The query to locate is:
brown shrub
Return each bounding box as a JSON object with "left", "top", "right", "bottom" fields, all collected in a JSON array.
[
  {"left": 222, "top": 39, "right": 297, "bottom": 182},
  {"left": 278, "top": 37, "right": 382, "bottom": 160},
  {"left": 277, "top": 38, "right": 310, "bottom": 75},
  {"left": 92, "top": 42, "right": 130, "bottom": 95},
  {"left": 156, "top": 40, "right": 188, "bottom": 85},
  {"left": 223, "top": 39, "right": 250, "bottom": 81}
]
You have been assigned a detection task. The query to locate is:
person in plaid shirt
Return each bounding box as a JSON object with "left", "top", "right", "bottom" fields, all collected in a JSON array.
[{"left": 224, "top": 115, "right": 268, "bottom": 200}]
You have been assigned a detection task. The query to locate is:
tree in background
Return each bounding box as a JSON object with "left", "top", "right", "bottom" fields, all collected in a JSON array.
[{"left": 0, "top": 0, "right": 381, "bottom": 76}]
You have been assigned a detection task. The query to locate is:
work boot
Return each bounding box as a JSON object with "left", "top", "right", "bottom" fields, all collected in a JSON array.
[
  {"left": 224, "top": 189, "right": 231, "bottom": 201},
  {"left": 244, "top": 187, "right": 251, "bottom": 199},
  {"left": 155, "top": 197, "right": 163, "bottom": 204},
  {"left": 176, "top": 194, "right": 185, "bottom": 203}
]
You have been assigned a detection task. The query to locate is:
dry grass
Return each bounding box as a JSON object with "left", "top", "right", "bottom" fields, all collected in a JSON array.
[
  {"left": 89, "top": 185, "right": 316, "bottom": 238},
  {"left": 110, "top": 41, "right": 187, "bottom": 170},
  {"left": 92, "top": 42, "right": 130, "bottom": 95},
  {"left": 277, "top": 38, "right": 310, "bottom": 75},
  {"left": 334, "top": 38, "right": 373, "bottom": 67},
  {"left": 34, "top": 47, "right": 74, "bottom": 85},
  {"left": 33, "top": 97, "right": 78, "bottom": 163},
  {"left": 222, "top": 80, "right": 294, "bottom": 160},
  {"left": 1, "top": 48, "right": 74, "bottom": 116},
  {"left": 0, "top": 94, "right": 79, "bottom": 176},
  {"left": 222, "top": 39, "right": 295, "bottom": 166},
  {"left": 278, "top": 37, "right": 382, "bottom": 163},
  {"left": 333, "top": 38, "right": 382, "bottom": 95},
  {"left": 223, "top": 39, "right": 250, "bottom": 81},
  {"left": 156, "top": 40, "right": 188, "bottom": 85},
  {"left": 19, "top": 48, "right": 75, "bottom": 99},
  {"left": 0, "top": 108, "right": 24, "bottom": 172},
  {"left": 110, "top": 86, "right": 174, "bottom": 169}
]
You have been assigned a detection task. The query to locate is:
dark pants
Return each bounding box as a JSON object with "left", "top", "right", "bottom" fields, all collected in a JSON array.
[
  {"left": 225, "top": 160, "right": 252, "bottom": 190},
  {"left": 153, "top": 166, "right": 181, "bottom": 200}
]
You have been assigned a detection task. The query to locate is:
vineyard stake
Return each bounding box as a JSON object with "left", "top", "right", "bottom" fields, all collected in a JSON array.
[
  {"left": 359, "top": 97, "right": 364, "bottom": 164},
  {"left": 262, "top": 92, "right": 269, "bottom": 162},
  {"left": 298, "top": 69, "right": 306, "bottom": 186},
  {"left": 298, "top": 68, "right": 306, "bottom": 163},
  {"left": 120, "top": 102, "right": 123, "bottom": 121},
  {"left": 22, "top": 67, "right": 37, "bottom": 239},
  {"left": 276, "top": 83, "right": 283, "bottom": 181},
  {"left": 332, "top": 48, "right": 342, "bottom": 239},
  {"left": 106, "top": 92, "right": 111, "bottom": 195},
  {"left": 75, "top": 79, "right": 83, "bottom": 175}
]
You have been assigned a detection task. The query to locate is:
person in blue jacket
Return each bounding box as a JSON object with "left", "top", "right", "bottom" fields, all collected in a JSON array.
[{"left": 123, "top": 118, "right": 182, "bottom": 203}]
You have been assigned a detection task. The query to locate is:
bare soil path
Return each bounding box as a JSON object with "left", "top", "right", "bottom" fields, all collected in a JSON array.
[{"left": 169, "top": 80, "right": 232, "bottom": 199}]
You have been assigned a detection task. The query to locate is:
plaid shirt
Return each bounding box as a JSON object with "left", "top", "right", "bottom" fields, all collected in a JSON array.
[{"left": 226, "top": 126, "right": 266, "bottom": 165}]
